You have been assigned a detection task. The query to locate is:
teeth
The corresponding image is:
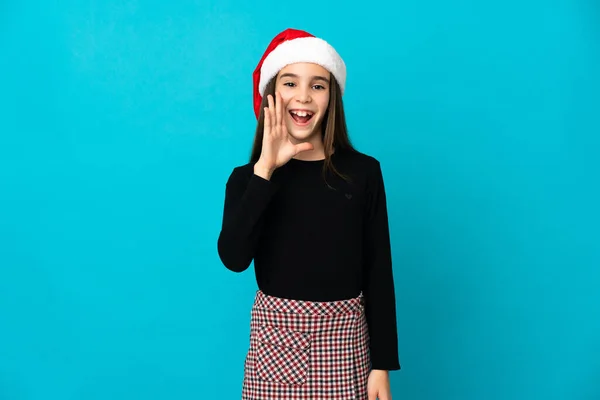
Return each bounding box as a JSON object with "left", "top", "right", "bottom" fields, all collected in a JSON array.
[{"left": 291, "top": 110, "right": 312, "bottom": 117}]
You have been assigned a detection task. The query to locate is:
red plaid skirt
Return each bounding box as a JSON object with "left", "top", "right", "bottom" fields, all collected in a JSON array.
[{"left": 241, "top": 290, "right": 371, "bottom": 399}]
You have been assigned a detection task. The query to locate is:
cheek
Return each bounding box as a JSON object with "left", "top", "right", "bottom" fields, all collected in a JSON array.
[
  {"left": 278, "top": 94, "right": 292, "bottom": 110},
  {"left": 318, "top": 94, "right": 330, "bottom": 113}
]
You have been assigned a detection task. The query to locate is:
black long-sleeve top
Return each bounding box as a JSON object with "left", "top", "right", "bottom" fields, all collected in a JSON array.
[{"left": 217, "top": 147, "right": 400, "bottom": 371}]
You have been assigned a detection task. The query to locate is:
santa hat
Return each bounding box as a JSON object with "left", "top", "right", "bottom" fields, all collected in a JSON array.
[{"left": 252, "top": 28, "right": 346, "bottom": 119}]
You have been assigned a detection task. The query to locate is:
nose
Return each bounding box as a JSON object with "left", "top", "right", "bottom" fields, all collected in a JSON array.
[{"left": 294, "top": 86, "right": 312, "bottom": 104}]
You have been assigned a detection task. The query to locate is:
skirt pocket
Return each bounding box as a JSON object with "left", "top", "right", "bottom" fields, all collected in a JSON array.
[{"left": 255, "top": 324, "right": 311, "bottom": 386}]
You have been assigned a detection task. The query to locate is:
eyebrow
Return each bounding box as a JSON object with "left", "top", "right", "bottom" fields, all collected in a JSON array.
[{"left": 279, "top": 73, "right": 330, "bottom": 83}]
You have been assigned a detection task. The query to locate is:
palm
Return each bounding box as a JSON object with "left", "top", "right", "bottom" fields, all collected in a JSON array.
[
  {"left": 260, "top": 92, "right": 313, "bottom": 169},
  {"left": 266, "top": 128, "right": 302, "bottom": 166}
]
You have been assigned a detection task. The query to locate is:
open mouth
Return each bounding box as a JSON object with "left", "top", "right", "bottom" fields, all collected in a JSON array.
[{"left": 289, "top": 110, "right": 314, "bottom": 126}]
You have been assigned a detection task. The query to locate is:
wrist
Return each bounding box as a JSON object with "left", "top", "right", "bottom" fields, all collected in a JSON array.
[
  {"left": 254, "top": 161, "right": 275, "bottom": 180},
  {"left": 370, "top": 369, "right": 389, "bottom": 375}
]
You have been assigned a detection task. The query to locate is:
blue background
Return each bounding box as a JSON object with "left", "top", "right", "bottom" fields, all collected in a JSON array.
[{"left": 1, "top": 0, "right": 599, "bottom": 399}]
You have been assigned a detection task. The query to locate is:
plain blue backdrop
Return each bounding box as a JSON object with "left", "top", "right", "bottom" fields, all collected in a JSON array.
[{"left": 1, "top": 0, "right": 599, "bottom": 399}]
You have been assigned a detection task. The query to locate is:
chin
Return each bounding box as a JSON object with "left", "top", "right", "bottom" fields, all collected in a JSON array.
[
  {"left": 285, "top": 117, "right": 322, "bottom": 142},
  {"left": 287, "top": 127, "right": 317, "bottom": 141}
]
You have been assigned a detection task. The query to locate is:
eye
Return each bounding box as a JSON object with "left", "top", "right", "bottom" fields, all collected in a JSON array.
[
  {"left": 283, "top": 82, "right": 295, "bottom": 87},
  {"left": 313, "top": 84, "right": 326, "bottom": 90}
]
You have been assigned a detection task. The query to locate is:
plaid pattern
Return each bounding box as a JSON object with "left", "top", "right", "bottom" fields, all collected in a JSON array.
[{"left": 241, "top": 290, "right": 371, "bottom": 399}]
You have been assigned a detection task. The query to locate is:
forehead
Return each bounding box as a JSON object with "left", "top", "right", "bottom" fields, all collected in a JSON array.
[{"left": 278, "top": 62, "right": 330, "bottom": 78}]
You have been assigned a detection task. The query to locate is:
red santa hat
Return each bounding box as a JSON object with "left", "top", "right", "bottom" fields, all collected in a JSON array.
[{"left": 252, "top": 28, "right": 346, "bottom": 119}]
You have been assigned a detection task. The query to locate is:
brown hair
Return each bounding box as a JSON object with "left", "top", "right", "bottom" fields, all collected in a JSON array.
[{"left": 249, "top": 73, "right": 356, "bottom": 184}]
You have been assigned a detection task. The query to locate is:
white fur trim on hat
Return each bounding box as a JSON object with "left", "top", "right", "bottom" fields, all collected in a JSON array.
[{"left": 258, "top": 37, "right": 346, "bottom": 96}]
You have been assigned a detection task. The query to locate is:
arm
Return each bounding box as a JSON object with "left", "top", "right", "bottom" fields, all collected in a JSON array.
[
  {"left": 363, "top": 159, "right": 401, "bottom": 371},
  {"left": 217, "top": 165, "right": 278, "bottom": 272}
]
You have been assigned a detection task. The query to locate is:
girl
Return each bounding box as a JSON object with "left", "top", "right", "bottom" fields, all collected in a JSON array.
[{"left": 217, "top": 28, "right": 400, "bottom": 400}]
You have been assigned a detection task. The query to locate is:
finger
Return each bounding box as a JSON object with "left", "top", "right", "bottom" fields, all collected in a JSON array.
[
  {"left": 267, "top": 95, "right": 276, "bottom": 133},
  {"left": 380, "top": 387, "right": 392, "bottom": 400},
  {"left": 264, "top": 107, "right": 271, "bottom": 134},
  {"left": 275, "top": 91, "right": 282, "bottom": 129},
  {"left": 368, "top": 391, "right": 377, "bottom": 400}
]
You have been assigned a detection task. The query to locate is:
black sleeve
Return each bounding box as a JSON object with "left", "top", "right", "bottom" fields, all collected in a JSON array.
[
  {"left": 362, "top": 159, "right": 401, "bottom": 371},
  {"left": 217, "top": 166, "right": 278, "bottom": 272}
]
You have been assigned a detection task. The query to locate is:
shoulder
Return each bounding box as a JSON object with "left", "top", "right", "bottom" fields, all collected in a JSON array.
[
  {"left": 339, "top": 147, "right": 380, "bottom": 163},
  {"left": 224, "top": 161, "right": 255, "bottom": 186},
  {"left": 336, "top": 147, "right": 384, "bottom": 176}
]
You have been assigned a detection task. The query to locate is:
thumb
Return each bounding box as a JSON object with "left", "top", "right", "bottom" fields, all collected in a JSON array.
[
  {"left": 368, "top": 391, "right": 378, "bottom": 400},
  {"left": 294, "top": 142, "right": 314, "bottom": 154}
]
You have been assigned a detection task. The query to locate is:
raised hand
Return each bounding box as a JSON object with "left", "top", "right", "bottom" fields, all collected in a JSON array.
[{"left": 254, "top": 92, "right": 314, "bottom": 180}]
